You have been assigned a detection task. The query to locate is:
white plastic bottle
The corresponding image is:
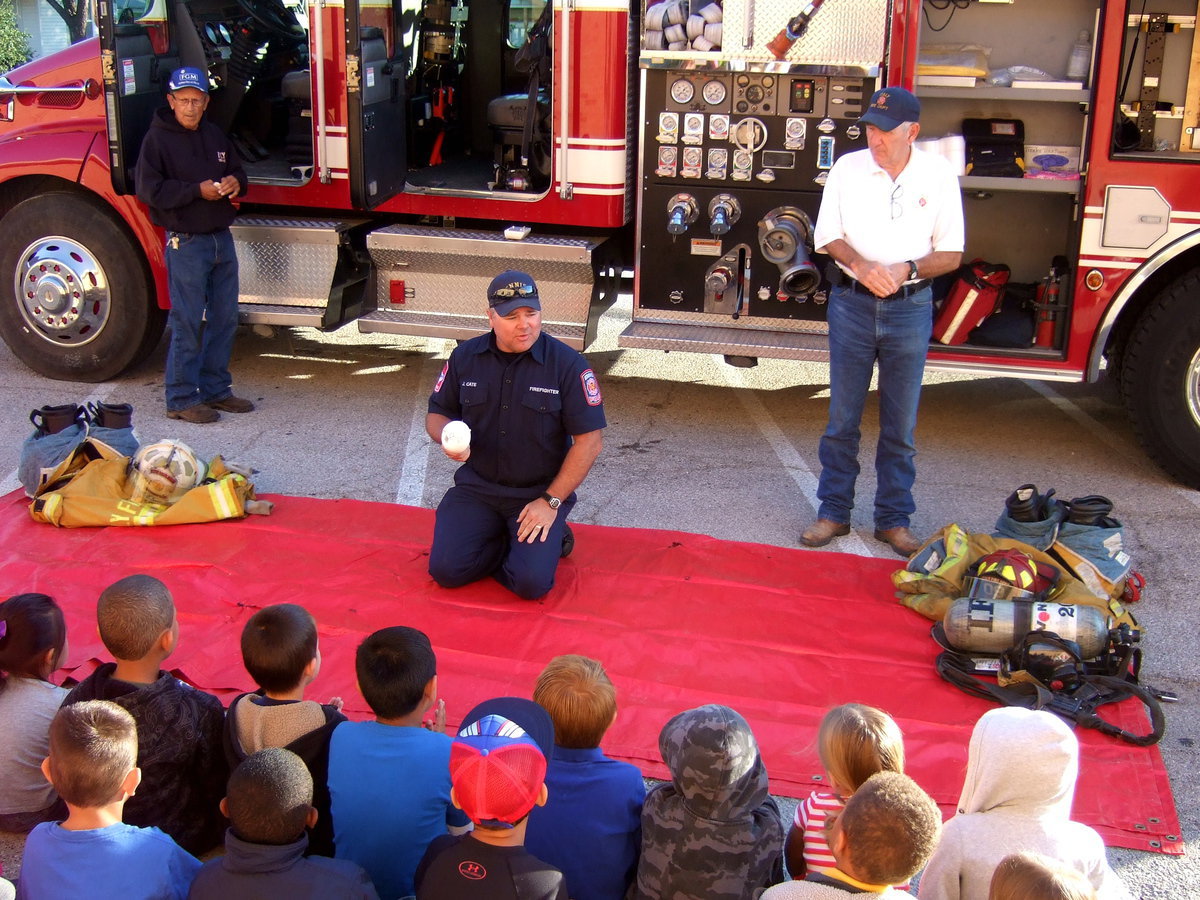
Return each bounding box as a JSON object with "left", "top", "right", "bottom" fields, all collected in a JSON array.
[{"left": 1066, "top": 29, "right": 1091, "bottom": 85}]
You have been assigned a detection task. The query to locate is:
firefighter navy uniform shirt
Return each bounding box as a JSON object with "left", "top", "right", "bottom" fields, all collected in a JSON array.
[{"left": 428, "top": 331, "right": 606, "bottom": 494}]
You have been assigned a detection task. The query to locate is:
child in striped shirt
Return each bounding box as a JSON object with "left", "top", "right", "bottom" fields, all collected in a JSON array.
[{"left": 785, "top": 704, "right": 907, "bottom": 881}]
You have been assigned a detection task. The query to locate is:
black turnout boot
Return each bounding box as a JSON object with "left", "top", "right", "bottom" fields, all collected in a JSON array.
[
  {"left": 86, "top": 401, "right": 134, "bottom": 430},
  {"left": 30, "top": 403, "right": 84, "bottom": 435}
]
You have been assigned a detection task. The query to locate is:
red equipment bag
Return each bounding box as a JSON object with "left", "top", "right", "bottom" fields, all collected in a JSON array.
[{"left": 933, "top": 259, "right": 1011, "bottom": 345}]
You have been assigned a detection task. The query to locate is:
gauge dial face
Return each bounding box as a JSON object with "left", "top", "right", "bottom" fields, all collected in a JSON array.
[
  {"left": 682, "top": 147, "right": 703, "bottom": 167},
  {"left": 659, "top": 147, "right": 678, "bottom": 164},
  {"left": 702, "top": 80, "right": 727, "bottom": 105},
  {"left": 670, "top": 78, "right": 695, "bottom": 104}
]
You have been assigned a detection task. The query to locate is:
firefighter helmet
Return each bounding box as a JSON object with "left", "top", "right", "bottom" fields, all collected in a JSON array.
[
  {"left": 128, "top": 440, "right": 204, "bottom": 505},
  {"left": 973, "top": 548, "right": 1038, "bottom": 591}
]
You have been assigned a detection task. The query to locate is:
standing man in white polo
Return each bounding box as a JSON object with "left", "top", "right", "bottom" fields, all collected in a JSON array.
[{"left": 801, "top": 86, "right": 964, "bottom": 557}]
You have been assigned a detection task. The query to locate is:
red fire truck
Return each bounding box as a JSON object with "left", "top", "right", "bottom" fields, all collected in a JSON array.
[{"left": 2, "top": 0, "right": 1200, "bottom": 488}]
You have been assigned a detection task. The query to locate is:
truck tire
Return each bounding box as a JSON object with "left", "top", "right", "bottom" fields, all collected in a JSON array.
[
  {"left": 1119, "top": 268, "right": 1200, "bottom": 489},
  {"left": 0, "top": 192, "right": 165, "bottom": 382}
]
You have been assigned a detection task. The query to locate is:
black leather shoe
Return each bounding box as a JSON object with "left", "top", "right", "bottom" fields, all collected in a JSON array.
[{"left": 561, "top": 525, "right": 575, "bottom": 558}]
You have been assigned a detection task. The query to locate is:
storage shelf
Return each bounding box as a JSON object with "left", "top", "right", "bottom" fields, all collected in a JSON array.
[
  {"left": 919, "top": 86, "right": 1090, "bottom": 103},
  {"left": 960, "top": 175, "right": 1081, "bottom": 194}
]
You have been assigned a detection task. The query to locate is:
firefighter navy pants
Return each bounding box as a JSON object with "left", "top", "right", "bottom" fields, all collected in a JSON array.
[
  {"left": 164, "top": 228, "right": 239, "bottom": 413},
  {"left": 816, "top": 282, "right": 933, "bottom": 531},
  {"left": 428, "top": 483, "right": 576, "bottom": 600}
]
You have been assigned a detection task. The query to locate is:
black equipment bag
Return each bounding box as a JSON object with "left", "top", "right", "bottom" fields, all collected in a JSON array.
[
  {"left": 969, "top": 282, "right": 1037, "bottom": 348},
  {"left": 963, "top": 118, "right": 1026, "bottom": 178}
]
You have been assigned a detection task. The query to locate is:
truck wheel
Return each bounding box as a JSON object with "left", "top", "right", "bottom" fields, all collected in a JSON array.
[
  {"left": 1119, "top": 268, "right": 1200, "bottom": 489},
  {"left": 0, "top": 192, "right": 164, "bottom": 382}
]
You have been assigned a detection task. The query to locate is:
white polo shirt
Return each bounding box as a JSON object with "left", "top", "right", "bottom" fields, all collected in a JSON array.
[{"left": 813, "top": 145, "right": 964, "bottom": 277}]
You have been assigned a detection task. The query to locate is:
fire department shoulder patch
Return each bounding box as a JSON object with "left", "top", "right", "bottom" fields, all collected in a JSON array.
[
  {"left": 434, "top": 361, "right": 448, "bottom": 393},
  {"left": 580, "top": 368, "right": 602, "bottom": 406}
]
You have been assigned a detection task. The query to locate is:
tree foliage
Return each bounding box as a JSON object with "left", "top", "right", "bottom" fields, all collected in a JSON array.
[{"left": 0, "top": 0, "right": 32, "bottom": 73}]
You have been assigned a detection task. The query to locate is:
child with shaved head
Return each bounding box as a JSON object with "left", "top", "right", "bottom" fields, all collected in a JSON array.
[
  {"left": 189, "top": 748, "right": 377, "bottom": 899},
  {"left": 63, "top": 574, "right": 226, "bottom": 855}
]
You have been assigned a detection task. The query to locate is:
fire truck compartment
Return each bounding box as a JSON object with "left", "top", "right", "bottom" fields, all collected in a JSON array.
[{"left": 359, "top": 226, "right": 605, "bottom": 348}]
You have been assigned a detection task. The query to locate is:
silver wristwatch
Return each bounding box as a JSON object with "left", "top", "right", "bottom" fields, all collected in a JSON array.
[{"left": 541, "top": 492, "right": 561, "bottom": 509}]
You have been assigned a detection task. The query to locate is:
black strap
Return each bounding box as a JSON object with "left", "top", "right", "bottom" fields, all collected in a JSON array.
[{"left": 935, "top": 651, "right": 1165, "bottom": 746}]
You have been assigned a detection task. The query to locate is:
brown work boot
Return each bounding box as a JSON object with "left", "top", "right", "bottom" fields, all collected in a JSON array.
[
  {"left": 166, "top": 404, "right": 220, "bottom": 424},
  {"left": 208, "top": 395, "right": 255, "bottom": 413},
  {"left": 800, "top": 518, "right": 851, "bottom": 548},
  {"left": 873, "top": 526, "right": 922, "bottom": 558}
]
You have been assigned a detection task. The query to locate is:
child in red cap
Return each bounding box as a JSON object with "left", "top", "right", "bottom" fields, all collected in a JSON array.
[{"left": 414, "top": 697, "right": 567, "bottom": 899}]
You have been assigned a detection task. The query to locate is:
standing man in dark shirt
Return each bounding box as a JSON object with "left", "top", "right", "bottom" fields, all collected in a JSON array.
[
  {"left": 135, "top": 66, "right": 253, "bottom": 424},
  {"left": 426, "top": 271, "right": 606, "bottom": 600}
]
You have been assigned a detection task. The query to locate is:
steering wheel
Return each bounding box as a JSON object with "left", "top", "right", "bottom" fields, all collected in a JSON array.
[{"left": 234, "top": 0, "right": 306, "bottom": 40}]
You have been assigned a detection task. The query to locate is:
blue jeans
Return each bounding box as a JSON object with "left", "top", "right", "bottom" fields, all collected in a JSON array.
[
  {"left": 429, "top": 483, "right": 576, "bottom": 600},
  {"left": 164, "top": 229, "right": 239, "bottom": 412},
  {"left": 816, "top": 283, "right": 933, "bottom": 530}
]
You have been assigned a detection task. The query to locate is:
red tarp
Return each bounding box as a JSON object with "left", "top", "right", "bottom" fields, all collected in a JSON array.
[{"left": 0, "top": 489, "right": 1180, "bottom": 854}]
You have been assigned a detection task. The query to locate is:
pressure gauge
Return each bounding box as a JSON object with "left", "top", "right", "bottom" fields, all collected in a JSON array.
[
  {"left": 702, "top": 80, "right": 727, "bottom": 106},
  {"left": 670, "top": 78, "right": 695, "bottom": 104}
]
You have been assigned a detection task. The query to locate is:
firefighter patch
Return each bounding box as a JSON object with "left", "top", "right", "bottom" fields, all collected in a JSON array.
[
  {"left": 580, "top": 368, "right": 602, "bottom": 406},
  {"left": 434, "top": 361, "right": 448, "bottom": 393}
]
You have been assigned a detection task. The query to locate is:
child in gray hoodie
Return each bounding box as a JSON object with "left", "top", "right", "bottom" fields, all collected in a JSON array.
[
  {"left": 917, "top": 707, "right": 1130, "bottom": 900},
  {"left": 629, "top": 704, "right": 783, "bottom": 900}
]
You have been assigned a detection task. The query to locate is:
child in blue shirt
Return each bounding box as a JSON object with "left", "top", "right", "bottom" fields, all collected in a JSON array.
[
  {"left": 525, "top": 654, "right": 645, "bottom": 900},
  {"left": 328, "top": 626, "right": 469, "bottom": 898},
  {"left": 17, "top": 700, "right": 200, "bottom": 900}
]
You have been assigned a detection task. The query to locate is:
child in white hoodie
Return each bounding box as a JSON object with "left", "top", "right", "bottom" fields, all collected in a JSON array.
[{"left": 917, "top": 707, "right": 1130, "bottom": 900}]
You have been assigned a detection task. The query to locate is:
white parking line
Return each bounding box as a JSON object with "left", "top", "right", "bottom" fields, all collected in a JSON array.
[
  {"left": 394, "top": 342, "right": 454, "bottom": 507},
  {"left": 721, "top": 365, "right": 874, "bottom": 555},
  {"left": 1020, "top": 379, "right": 1200, "bottom": 511}
]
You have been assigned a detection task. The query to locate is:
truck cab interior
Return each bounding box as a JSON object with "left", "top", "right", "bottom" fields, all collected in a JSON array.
[{"left": 104, "top": 0, "right": 553, "bottom": 202}]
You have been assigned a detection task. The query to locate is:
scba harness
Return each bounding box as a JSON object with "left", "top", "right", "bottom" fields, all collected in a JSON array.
[{"left": 936, "top": 622, "right": 1171, "bottom": 747}]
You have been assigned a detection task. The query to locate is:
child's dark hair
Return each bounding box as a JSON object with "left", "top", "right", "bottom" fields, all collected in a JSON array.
[
  {"left": 0, "top": 593, "right": 67, "bottom": 690},
  {"left": 47, "top": 701, "right": 138, "bottom": 808},
  {"left": 226, "top": 748, "right": 314, "bottom": 845},
  {"left": 97, "top": 575, "right": 175, "bottom": 661},
  {"left": 241, "top": 603, "right": 319, "bottom": 693},
  {"left": 355, "top": 626, "right": 436, "bottom": 719},
  {"left": 533, "top": 654, "right": 617, "bottom": 749}
]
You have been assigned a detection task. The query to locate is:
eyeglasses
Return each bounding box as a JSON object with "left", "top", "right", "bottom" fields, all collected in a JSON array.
[
  {"left": 171, "top": 96, "right": 207, "bottom": 107},
  {"left": 890, "top": 183, "right": 904, "bottom": 220}
]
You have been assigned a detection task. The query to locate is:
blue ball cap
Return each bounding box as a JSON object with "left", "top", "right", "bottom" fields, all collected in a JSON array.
[
  {"left": 859, "top": 86, "right": 920, "bottom": 132},
  {"left": 487, "top": 270, "right": 541, "bottom": 316},
  {"left": 168, "top": 67, "right": 209, "bottom": 94}
]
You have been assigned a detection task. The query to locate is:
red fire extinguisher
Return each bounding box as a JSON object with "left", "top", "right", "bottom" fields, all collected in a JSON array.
[{"left": 1034, "top": 256, "right": 1067, "bottom": 348}]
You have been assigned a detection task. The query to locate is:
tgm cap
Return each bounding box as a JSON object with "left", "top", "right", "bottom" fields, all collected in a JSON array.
[{"left": 168, "top": 67, "right": 209, "bottom": 93}]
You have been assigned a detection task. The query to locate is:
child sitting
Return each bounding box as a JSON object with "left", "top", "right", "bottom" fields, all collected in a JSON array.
[
  {"left": 762, "top": 771, "right": 942, "bottom": 898},
  {"left": 0, "top": 593, "right": 69, "bottom": 832},
  {"left": 63, "top": 574, "right": 226, "bottom": 854},
  {"left": 525, "top": 654, "right": 645, "bottom": 900},
  {"left": 225, "top": 602, "right": 346, "bottom": 855},
  {"left": 917, "top": 707, "right": 1131, "bottom": 900},
  {"left": 189, "top": 747, "right": 378, "bottom": 899},
  {"left": 414, "top": 697, "right": 567, "bottom": 899},
  {"left": 328, "top": 626, "right": 469, "bottom": 899},
  {"left": 785, "top": 703, "right": 905, "bottom": 880},
  {"left": 17, "top": 701, "right": 200, "bottom": 900},
  {"left": 629, "top": 703, "right": 784, "bottom": 900},
  {"left": 988, "top": 852, "right": 1098, "bottom": 900}
]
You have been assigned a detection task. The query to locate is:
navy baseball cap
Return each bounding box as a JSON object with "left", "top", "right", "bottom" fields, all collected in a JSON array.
[
  {"left": 487, "top": 270, "right": 541, "bottom": 316},
  {"left": 168, "top": 67, "right": 209, "bottom": 94},
  {"left": 859, "top": 86, "right": 920, "bottom": 131}
]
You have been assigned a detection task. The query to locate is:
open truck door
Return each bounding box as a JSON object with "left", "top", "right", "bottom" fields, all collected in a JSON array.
[{"left": 345, "top": 0, "right": 407, "bottom": 209}]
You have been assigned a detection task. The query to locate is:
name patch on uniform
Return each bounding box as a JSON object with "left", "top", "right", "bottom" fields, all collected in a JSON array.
[
  {"left": 434, "top": 362, "right": 448, "bottom": 392},
  {"left": 529, "top": 386, "right": 560, "bottom": 395},
  {"left": 580, "top": 369, "right": 602, "bottom": 406}
]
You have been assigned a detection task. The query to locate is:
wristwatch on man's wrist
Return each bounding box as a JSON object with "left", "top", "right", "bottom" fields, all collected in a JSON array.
[
  {"left": 541, "top": 492, "right": 562, "bottom": 509},
  {"left": 906, "top": 259, "right": 919, "bottom": 281}
]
